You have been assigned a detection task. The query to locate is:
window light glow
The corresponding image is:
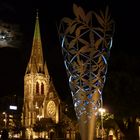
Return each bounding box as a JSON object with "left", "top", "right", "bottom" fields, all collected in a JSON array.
[{"left": 9, "top": 105, "right": 17, "bottom": 110}]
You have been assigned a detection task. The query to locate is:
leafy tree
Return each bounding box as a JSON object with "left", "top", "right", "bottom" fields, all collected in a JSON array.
[
  {"left": 33, "top": 119, "right": 46, "bottom": 138},
  {"left": 96, "top": 111, "right": 119, "bottom": 138},
  {"left": 33, "top": 118, "right": 56, "bottom": 138}
]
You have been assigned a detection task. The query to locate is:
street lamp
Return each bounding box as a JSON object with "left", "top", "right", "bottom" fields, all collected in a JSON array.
[
  {"left": 37, "top": 115, "right": 43, "bottom": 121},
  {"left": 98, "top": 107, "right": 106, "bottom": 139}
]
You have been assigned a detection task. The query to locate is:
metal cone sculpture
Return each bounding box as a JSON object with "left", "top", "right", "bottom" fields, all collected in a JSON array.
[{"left": 59, "top": 4, "right": 114, "bottom": 140}]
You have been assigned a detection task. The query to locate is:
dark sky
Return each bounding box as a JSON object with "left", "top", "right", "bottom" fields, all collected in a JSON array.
[{"left": 0, "top": 0, "right": 140, "bottom": 106}]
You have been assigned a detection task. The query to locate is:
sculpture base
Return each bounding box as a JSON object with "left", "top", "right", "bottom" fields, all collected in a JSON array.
[{"left": 79, "top": 114, "right": 96, "bottom": 140}]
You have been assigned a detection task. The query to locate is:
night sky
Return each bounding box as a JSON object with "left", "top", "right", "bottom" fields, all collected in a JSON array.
[{"left": 0, "top": 0, "right": 140, "bottom": 110}]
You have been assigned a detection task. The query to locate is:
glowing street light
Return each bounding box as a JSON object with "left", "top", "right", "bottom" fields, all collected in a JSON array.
[
  {"left": 98, "top": 108, "right": 106, "bottom": 115},
  {"left": 98, "top": 108, "right": 106, "bottom": 139},
  {"left": 37, "top": 115, "right": 43, "bottom": 121}
]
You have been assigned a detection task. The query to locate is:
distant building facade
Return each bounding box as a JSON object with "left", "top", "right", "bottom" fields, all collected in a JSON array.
[{"left": 22, "top": 13, "right": 79, "bottom": 140}]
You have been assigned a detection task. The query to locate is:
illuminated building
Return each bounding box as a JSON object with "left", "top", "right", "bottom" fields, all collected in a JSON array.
[{"left": 22, "top": 12, "right": 78, "bottom": 139}]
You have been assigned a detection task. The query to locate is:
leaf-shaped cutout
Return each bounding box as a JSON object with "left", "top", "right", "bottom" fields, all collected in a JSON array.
[
  {"left": 70, "top": 23, "right": 77, "bottom": 34},
  {"left": 69, "top": 49, "right": 77, "bottom": 55},
  {"left": 98, "top": 60, "right": 104, "bottom": 69},
  {"left": 77, "top": 55, "right": 82, "bottom": 65},
  {"left": 94, "top": 27, "right": 104, "bottom": 33},
  {"left": 94, "top": 12, "right": 104, "bottom": 27},
  {"left": 92, "top": 90, "right": 100, "bottom": 101},
  {"left": 78, "top": 6, "right": 86, "bottom": 21},
  {"left": 105, "top": 6, "right": 109, "bottom": 21},
  {"left": 79, "top": 46, "right": 90, "bottom": 53},
  {"left": 92, "top": 65, "right": 98, "bottom": 72},
  {"left": 64, "top": 20, "right": 77, "bottom": 34},
  {"left": 98, "top": 61, "right": 105, "bottom": 70},
  {"left": 69, "top": 39, "right": 77, "bottom": 49},
  {"left": 76, "top": 26, "right": 86, "bottom": 37},
  {"left": 76, "top": 27, "right": 81, "bottom": 37},
  {"left": 81, "top": 77, "right": 89, "bottom": 85},
  {"left": 78, "top": 38, "right": 89, "bottom": 46},
  {"left": 72, "top": 61, "right": 78, "bottom": 69},
  {"left": 100, "top": 10, "right": 105, "bottom": 21},
  {"left": 89, "top": 48, "right": 96, "bottom": 58},
  {"left": 65, "top": 26, "right": 72, "bottom": 34},
  {"left": 85, "top": 11, "right": 92, "bottom": 25},
  {"left": 95, "top": 38, "right": 103, "bottom": 49},
  {"left": 92, "top": 77, "right": 99, "bottom": 85},
  {"left": 79, "top": 91, "right": 86, "bottom": 100},
  {"left": 97, "top": 55, "right": 102, "bottom": 64},
  {"left": 73, "top": 4, "right": 79, "bottom": 18},
  {"left": 62, "top": 17, "right": 73, "bottom": 25},
  {"left": 89, "top": 31, "right": 94, "bottom": 44}
]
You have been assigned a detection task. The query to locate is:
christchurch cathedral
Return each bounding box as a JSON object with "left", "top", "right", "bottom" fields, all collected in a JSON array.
[{"left": 22, "top": 13, "right": 80, "bottom": 139}]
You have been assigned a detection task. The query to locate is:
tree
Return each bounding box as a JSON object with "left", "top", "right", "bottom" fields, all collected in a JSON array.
[
  {"left": 33, "top": 119, "right": 46, "bottom": 138},
  {"left": 33, "top": 118, "right": 55, "bottom": 138},
  {"left": 96, "top": 111, "right": 119, "bottom": 138}
]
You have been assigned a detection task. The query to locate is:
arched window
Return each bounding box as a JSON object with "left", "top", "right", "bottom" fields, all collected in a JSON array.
[
  {"left": 26, "top": 83, "right": 29, "bottom": 94},
  {"left": 36, "top": 82, "right": 39, "bottom": 94},
  {"left": 41, "top": 83, "right": 44, "bottom": 94},
  {"left": 49, "top": 92, "right": 54, "bottom": 99}
]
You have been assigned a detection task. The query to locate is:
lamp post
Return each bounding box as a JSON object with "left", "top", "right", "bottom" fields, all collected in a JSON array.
[
  {"left": 98, "top": 107, "right": 106, "bottom": 139},
  {"left": 37, "top": 115, "right": 43, "bottom": 121}
]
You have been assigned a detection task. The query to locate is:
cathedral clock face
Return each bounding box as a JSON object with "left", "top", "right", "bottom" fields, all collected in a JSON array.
[{"left": 47, "top": 101, "right": 56, "bottom": 117}]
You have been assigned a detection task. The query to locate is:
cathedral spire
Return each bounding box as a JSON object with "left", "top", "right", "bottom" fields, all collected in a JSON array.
[{"left": 26, "top": 10, "right": 44, "bottom": 74}]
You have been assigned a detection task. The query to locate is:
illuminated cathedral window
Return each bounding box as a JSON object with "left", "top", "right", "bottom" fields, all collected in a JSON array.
[
  {"left": 49, "top": 92, "right": 54, "bottom": 99},
  {"left": 41, "top": 83, "right": 44, "bottom": 94},
  {"left": 26, "top": 84, "right": 29, "bottom": 94},
  {"left": 39, "top": 67, "right": 42, "bottom": 73},
  {"left": 66, "top": 130, "right": 70, "bottom": 139},
  {"left": 36, "top": 82, "right": 39, "bottom": 94}
]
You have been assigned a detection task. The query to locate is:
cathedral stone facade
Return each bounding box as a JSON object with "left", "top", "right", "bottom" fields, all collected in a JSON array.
[{"left": 22, "top": 13, "right": 79, "bottom": 140}]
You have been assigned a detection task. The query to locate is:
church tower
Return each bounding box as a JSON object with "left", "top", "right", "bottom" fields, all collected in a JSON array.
[{"left": 22, "top": 12, "right": 60, "bottom": 139}]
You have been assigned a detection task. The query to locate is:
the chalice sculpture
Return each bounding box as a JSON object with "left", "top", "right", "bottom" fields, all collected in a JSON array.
[{"left": 59, "top": 4, "right": 114, "bottom": 140}]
